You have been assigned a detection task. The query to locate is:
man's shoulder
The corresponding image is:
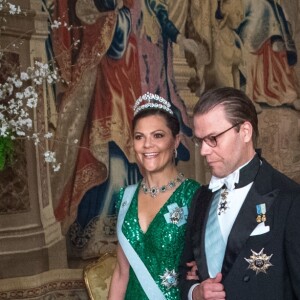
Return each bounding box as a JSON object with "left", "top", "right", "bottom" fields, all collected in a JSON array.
[
  {"left": 260, "top": 158, "right": 300, "bottom": 190},
  {"left": 189, "top": 185, "right": 211, "bottom": 207},
  {"left": 194, "top": 184, "right": 210, "bottom": 196}
]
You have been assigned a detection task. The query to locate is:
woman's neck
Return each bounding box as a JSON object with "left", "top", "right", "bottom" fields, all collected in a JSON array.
[{"left": 143, "top": 168, "right": 179, "bottom": 188}]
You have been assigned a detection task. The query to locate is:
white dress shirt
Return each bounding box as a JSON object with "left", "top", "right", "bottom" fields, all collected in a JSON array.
[{"left": 188, "top": 160, "right": 255, "bottom": 299}]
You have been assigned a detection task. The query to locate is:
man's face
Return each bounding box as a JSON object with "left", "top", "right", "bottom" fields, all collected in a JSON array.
[{"left": 193, "top": 105, "right": 254, "bottom": 178}]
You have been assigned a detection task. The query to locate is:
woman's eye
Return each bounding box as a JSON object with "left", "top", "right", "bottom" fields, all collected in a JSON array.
[
  {"left": 134, "top": 135, "right": 142, "bottom": 140},
  {"left": 154, "top": 133, "right": 164, "bottom": 138}
]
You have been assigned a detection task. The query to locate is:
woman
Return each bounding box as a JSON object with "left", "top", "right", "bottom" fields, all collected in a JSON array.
[{"left": 108, "top": 92, "right": 200, "bottom": 299}]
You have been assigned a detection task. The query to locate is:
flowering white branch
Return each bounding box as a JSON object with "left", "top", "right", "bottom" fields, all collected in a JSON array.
[
  {"left": 0, "top": 0, "right": 21, "bottom": 16},
  {"left": 0, "top": 55, "right": 61, "bottom": 170},
  {"left": 0, "top": 2, "right": 87, "bottom": 172}
]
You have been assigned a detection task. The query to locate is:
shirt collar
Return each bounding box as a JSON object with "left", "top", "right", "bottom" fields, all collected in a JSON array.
[{"left": 208, "top": 158, "right": 253, "bottom": 192}]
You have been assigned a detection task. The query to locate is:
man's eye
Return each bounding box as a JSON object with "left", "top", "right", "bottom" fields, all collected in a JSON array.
[{"left": 207, "top": 136, "right": 216, "bottom": 143}]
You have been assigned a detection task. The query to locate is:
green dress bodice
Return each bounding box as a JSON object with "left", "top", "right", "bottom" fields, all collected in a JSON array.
[{"left": 118, "top": 179, "right": 200, "bottom": 300}]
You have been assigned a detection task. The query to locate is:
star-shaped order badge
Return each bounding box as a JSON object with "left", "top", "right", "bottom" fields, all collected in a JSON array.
[
  {"left": 164, "top": 203, "right": 188, "bottom": 226},
  {"left": 159, "top": 269, "right": 178, "bottom": 289},
  {"left": 244, "top": 248, "right": 273, "bottom": 274}
]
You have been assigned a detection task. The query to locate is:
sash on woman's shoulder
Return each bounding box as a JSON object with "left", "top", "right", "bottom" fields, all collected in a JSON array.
[{"left": 117, "top": 184, "right": 166, "bottom": 300}]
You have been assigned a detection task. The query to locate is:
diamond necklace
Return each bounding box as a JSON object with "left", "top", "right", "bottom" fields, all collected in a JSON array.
[{"left": 140, "top": 173, "right": 185, "bottom": 198}]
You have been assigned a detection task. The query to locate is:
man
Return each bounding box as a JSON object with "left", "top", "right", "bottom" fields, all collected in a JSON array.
[{"left": 179, "top": 87, "right": 300, "bottom": 300}]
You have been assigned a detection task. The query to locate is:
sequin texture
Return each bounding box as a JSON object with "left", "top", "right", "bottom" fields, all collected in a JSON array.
[{"left": 117, "top": 179, "right": 200, "bottom": 299}]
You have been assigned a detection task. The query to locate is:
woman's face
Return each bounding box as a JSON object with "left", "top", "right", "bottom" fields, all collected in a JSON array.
[{"left": 133, "top": 114, "right": 180, "bottom": 174}]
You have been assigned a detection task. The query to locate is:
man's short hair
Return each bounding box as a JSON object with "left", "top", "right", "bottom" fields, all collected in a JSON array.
[{"left": 193, "top": 87, "right": 259, "bottom": 146}]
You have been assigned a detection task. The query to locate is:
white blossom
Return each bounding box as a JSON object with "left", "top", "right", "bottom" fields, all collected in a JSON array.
[
  {"left": 16, "top": 130, "right": 25, "bottom": 136},
  {"left": 27, "top": 97, "right": 37, "bottom": 108},
  {"left": 0, "top": 125, "right": 9, "bottom": 137},
  {"left": 44, "top": 151, "right": 57, "bottom": 163},
  {"left": 24, "top": 86, "right": 34, "bottom": 98},
  {"left": 8, "top": 3, "right": 17, "bottom": 14},
  {"left": 31, "top": 133, "right": 40, "bottom": 146},
  {"left": 73, "top": 39, "right": 80, "bottom": 47},
  {"left": 44, "top": 132, "right": 53, "bottom": 139},
  {"left": 51, "top": 20, "right": 61, "bottom": 29},
  {"left": 33, "top": 77, "right": 43, "bottom": 85},
  {"left": 47, "top": 76, "right": 54, "bottom": 84},
  {"left": 15, "top": 92, "right": 24, "bottom": 99},
  {"left": 20, "top": 72, "right": 29, "bottom": 81},
  {"left": 12, "top": 77, "right": 22, "bottom": 88},
  {"left": 52, "top": 163, "right": 61, "bottom": 172}
]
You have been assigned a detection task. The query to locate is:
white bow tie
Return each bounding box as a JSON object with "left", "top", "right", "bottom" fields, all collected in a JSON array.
[{"left": 208, "top": 169, "right": 240, "bottom": 192}]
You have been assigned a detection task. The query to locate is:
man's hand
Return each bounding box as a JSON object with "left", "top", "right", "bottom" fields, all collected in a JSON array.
[{"left": 192, "top": 273, "right": 225, "bottom": 300}]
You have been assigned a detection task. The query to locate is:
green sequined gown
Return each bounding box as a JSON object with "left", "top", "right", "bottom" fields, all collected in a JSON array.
[{"left": 117, "top": 179, "right": 200, "bottom": 300}]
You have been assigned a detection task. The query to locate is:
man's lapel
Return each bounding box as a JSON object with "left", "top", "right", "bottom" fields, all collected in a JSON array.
[
  {"left": 192, "top": 186, "right": 213, "bottom": 281},
  {"left": 221, "top": 166, "right": 278, "bottom": 279}
]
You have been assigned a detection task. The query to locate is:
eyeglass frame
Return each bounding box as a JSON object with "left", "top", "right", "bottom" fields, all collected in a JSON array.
[{"left": 192, "top": 122, "right": 243, "bottom": 148}]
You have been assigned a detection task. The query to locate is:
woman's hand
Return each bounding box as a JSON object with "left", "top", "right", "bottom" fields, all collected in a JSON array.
[{"left": 186, "top": 260, "right": 199, "bottom": 280}]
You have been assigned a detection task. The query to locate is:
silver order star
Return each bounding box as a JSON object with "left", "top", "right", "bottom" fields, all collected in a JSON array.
[
  {"left": 170, "top": 207, "right": 184, "bottom": 224},
  {"left": 159, "top": 269, "right": 178, "bottom": 289},
  {"left": 244, "top": 248, "right": 273, "bottom": 274}
]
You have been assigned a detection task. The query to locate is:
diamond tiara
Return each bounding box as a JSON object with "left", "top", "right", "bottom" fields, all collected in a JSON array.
[{"left": 133, "top": 92, "right": 174, "bottom": 116}]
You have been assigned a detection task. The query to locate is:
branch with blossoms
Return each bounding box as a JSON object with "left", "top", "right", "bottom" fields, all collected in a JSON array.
[
  {"left": 0, "top": 60, "right": 62, "bottom": 171},
  {"left": 0, "top": 1, "right": 90, "bottom": 172},
  {"left": 0, "top": 0, "right": 21, "bottom": 18},
  {"left": 0, "top": 4, "right": 60, "bottom": 171}
]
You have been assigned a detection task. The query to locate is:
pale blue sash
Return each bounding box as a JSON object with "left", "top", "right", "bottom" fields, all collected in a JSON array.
[
  {"left": 117, "top": 184, "right": 166, "bottom": 300},
  {"left": 205, "top": 190, "right": 226, "bottom": 277}
]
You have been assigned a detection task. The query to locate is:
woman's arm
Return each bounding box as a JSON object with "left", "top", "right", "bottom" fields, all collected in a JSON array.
[{"left": 108, "top": 244, "right": 130, "bottom": 299}]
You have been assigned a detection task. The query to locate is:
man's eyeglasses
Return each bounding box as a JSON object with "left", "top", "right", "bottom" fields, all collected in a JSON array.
[{"left": 192, "top": 123, "right": 242, "bottom": 148}]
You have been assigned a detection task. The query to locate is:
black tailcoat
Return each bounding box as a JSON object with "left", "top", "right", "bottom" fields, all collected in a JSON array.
[{"left": 179, "top": 158, "right": 300, "bottom": 300}]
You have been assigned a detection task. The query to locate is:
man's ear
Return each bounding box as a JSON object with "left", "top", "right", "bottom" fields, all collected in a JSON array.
[{"left": 240, "top": 121, "right": 253, "bottom": 143}]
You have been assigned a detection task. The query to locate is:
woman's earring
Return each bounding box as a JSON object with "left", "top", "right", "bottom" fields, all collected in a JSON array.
[{"left": 174, "top": 148, "right": 178, "bottom": 159}]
